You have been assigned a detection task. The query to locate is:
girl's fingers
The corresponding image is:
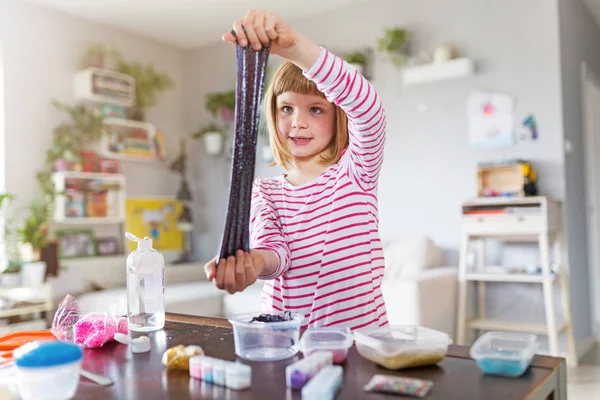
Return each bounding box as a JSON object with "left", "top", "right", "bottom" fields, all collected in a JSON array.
[
  {"left": 224, "top": 256, "right": 236, "bottom": 294},
  {"left": 252, "top": 13, "right": 269, "bottom": 46},
  {"left": 215, "top": 257, "right": 227, "bottom": 290},
  {"left": 244, "top": 251, "right": 257, "bottom": 288},
  {"left": 264, "top": 13, "right": 278, "bottom": 40},
  {"left": 232, "top": 19, "right": 247, "bottom": 47},
  {"left": 235, "top": 250, "right": 246, "bottom": 292},
  {"left": 221, "top": 32, "right": 236, "bottom": 45},
  {"left": 241, "top": 14, "right": 261, "bottom": 50}
]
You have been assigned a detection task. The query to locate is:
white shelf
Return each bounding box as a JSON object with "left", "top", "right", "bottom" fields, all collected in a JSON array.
[
  {"left": 101, "top": 118, "right": 157, "bottom": 161},
  {"left": 74, "top": 68, "right": 135, "bottom": 107},
  {"left": 468, "top": 318, "right": 566, "bottom": 336},
  {"left": 466, "top": 272, "right": 555, "bottom": 283},
  {"left": 402, "top": 58, "right": 474, "bottom": 85},
  {"left": 52, "top": 171, "right": 126, "bottom": 223}
]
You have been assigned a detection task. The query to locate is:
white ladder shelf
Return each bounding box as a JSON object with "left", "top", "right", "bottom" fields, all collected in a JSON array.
[{"left": 456, "top": 195, "right": 578, "bottom": 366}]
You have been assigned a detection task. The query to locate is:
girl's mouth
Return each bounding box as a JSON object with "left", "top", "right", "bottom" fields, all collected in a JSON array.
[{"left": 289, "top": 136, "right": 312, "bottom": 146}]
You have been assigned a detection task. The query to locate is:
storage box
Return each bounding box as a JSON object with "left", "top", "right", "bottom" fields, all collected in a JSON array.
[
  {"left": 476, "top": 160, "right": 537, "bottom": 198},
  {"left": 470, "top": 331, "right": 538, "bottom": 377},
  {"left": 353, "top": 325, "right": 452, "bottom": 370}
]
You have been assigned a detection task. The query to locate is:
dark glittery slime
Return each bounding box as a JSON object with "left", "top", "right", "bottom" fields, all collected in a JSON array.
[{"left": 217, "top": 36, "right": 271, "bottom": 265}]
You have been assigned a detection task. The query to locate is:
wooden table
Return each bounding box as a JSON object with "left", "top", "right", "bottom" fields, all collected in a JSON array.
[{"left": 75, "top": 313, "right": 567, "bottom": 399}]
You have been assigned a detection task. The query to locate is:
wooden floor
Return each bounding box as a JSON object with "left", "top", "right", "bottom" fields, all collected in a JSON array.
[{"left": 568, "top": 344, "right": 600, "bottom": 399}]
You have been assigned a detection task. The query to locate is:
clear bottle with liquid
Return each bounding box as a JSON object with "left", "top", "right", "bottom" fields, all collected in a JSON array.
[{"left": 126, "top": 232, "right": 165, "bottom": 332}]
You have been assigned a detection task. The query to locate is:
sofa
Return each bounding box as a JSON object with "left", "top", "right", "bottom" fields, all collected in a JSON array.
[{"left": 51, "top": 237, "right": 458, "bottom": 338}]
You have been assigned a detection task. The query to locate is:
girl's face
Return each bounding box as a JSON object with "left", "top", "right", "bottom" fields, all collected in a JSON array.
[{"left": 276, "top": 92, "right": 335, "bottom": 162}]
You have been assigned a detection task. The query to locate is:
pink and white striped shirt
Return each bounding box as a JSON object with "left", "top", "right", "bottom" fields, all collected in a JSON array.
[{"left": 249, "top": 47, "right": 388, "bottom": 331}]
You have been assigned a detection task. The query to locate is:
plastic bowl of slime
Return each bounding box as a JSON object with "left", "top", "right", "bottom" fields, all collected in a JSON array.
[{"left": 228, "top": 311, "right": 304, "bottom": 362}]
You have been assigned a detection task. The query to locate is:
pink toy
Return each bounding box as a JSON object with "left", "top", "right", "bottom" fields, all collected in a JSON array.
[{"left": 74, "top": 313, "right": 117, "bottom": 348}]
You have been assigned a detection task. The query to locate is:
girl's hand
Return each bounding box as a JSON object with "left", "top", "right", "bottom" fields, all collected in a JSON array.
[
  {"left": 222, "top": 9, "right": 320, "bottom": 70},
  {"left": 204, "top": 250, "right": 265, "bottom": 294}
]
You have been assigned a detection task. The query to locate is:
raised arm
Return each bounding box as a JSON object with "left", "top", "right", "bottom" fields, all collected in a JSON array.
[{"left": 303, "top": 48, "right": 387, "bottom": 191}]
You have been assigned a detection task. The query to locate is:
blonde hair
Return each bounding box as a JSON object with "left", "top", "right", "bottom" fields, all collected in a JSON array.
[{"left": 262, "top": 62, "right": 348, "bottom": 169}]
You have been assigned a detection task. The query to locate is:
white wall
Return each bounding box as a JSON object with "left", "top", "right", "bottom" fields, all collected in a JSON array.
[
  {"left": 0, "top": 0, "right": 186, "bottom": 212},
  {"left": 558, "top": 0, "right": 600, "bottom": 340},
  {"left": 184, "top": 0, "right": 564, "bottom": 260}
]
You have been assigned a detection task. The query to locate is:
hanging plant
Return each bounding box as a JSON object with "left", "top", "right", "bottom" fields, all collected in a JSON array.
[
  {"left": 205, "top": 91, "right": 236, "bottom": 122},
  {"left": 82, "top": 43, "right": 121, "bottom": 69},
  {"left": 192, "top": 123, "right": 226, "bottom": 155},
  {"left": 377, "top": 27, "right": 410, "bottom": 67},
  {"left": 344, "top": 51, "right": 367, "bottom": 66},
  {"left": 115, "top": 59, "right": 175, "bottom": 121}
]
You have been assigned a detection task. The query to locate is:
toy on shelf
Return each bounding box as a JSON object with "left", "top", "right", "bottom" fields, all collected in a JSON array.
[{"left": 477, "top": 159, "right": 537, "bottom": 198}]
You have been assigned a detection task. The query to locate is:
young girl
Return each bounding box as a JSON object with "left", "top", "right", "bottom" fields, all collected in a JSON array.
[{"left": 205, "top": 10, "right": 388, "bottom": 331}]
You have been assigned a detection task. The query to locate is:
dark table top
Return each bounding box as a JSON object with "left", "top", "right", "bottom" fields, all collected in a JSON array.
[{"left": 75, "top": 313, "right": 565, "bottom": 399}]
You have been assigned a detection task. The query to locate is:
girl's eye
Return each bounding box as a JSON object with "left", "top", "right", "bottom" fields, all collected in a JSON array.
[
  {"left": 310, "top": 107, "right": 323, "bottom": 114},
  {"left": 281, "top": 106, "right": 292, "bottom": 113}
]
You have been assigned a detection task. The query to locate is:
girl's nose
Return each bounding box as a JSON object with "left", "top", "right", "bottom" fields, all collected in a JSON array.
[{"left": 291, "top": 113, "right": 308, "bottom": 129}]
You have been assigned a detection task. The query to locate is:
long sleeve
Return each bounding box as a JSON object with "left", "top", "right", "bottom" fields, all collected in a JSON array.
[
  {"left": 303, "top": 48, "right": 387, "bottom": 192},
  {"left": 249, "top": 180, "right": 292, "bottom": 280}
]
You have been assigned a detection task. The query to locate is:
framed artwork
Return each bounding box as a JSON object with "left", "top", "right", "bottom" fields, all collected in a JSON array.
[
  {"left": 96, "top": 237, "right": 120, "bottom": 256},
  {"left": 55, "top": 229, "right": 96, "bottom": 259},
  {"left": 101, "top": 118, "right": 157, "bottom": 161},
  {"left": 125, "top": 197, "right": 184, "bottom": 252}
]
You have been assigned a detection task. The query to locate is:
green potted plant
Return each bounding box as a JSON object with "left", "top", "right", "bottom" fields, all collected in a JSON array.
[
  {"left": 206, "top": 91, "right": 236, "bottom": 122},
  {"left": 16, "top": 200, "right": 50, "bottom": 263},
  {"left": 377, "top": 27, "right": 410, "bottom": 67},
  {"left": 115, "top": 59, "right": 174, "bottom": 121},
  {"left": 344, "top": 51, "right": 368, "bottom": 75},
  {"left": 82, "top": 44, "right": 121, "bottom": 69},
  {"left": 192, "top": 123, "right": 226, "bottom": 155}
]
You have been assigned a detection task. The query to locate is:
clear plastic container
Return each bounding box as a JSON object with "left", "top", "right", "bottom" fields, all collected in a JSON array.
[
  {"left": 300, "top": 327, "right": 353, "bottom": 364},
  {"left": 301, "top": 365, "right": 343, "bottom": 400},
  {"left": 470, "top": 331, "right": 539, "bottom": 377},
  {"left": 14, "top": 340, "right": 83, "bottom": 400},
  {"left": 354, "top": 325, "right": 452, "bottom": 370},
  {"left": 228, "top": 312, "right": 304, "bottom": 361}
]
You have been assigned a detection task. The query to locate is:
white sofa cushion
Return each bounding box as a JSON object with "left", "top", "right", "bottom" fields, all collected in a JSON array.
[
  {"left": 382, "top": 237, "right": 443, "bottom": 280},
  {"left": 75, "top": 281, "right": 225, "bottom": 318}
]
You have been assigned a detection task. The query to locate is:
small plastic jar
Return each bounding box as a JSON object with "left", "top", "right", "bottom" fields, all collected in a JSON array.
[
  {"left": 299, "top": 327, "right": 353, "bottom": 364},
  {"left": 14, "top": 340, "right": 83, "bottom": 400},
  {"left": 225, "top": 362, "right": 251, "bottom": 390},
  {"left": 189, "top": 356, "right": 205, "bottom": 380}
]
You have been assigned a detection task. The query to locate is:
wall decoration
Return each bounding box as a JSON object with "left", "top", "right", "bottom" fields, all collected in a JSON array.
[
  {"left": 125, "top": 198, "right": 183, "bottom": 252},
  {"left": 467, "top": 90, "right": 516, "bottom": 149},
  {"left": 154, "top": 130, "right": 167, "bottom": 161},
  {"left": 55, "top": 229, "right": 96, "bottom": 259},
  {"left": 95, "top": 237, "right": 120, "bottom": 256},
  {"left": 520, "top": 114, "right": 539, "bottom": 141}
]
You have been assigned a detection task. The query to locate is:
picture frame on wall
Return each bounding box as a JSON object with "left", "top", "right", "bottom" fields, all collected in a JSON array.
[
  {"left": 96, "top": 237, "right": 120, "bottom": 256},
  {"left": 55, "top": 229, "right": 96, "bottom": 259}
]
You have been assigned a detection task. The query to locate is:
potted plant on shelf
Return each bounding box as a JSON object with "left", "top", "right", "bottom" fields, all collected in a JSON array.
[
  {"left": 206, "top": 91, "right": 236, "bottom": 123},
  {"left": 192, "top": 124, "right": 226, "bottom": 155},
  {"left": 344, "top": 51, "right": 368, "bottom": 76},
  {"left": 16, "top": 201, "right": 50, "bottom": 263},
  {"left": 115, "top": 59, "right": 174, "bottom": 121},
  {"left": 377, "top": 27, "right": 411, "bottom": 67},
  {"left": 81, "top": 43, "right": 121, "bottom": 70}
]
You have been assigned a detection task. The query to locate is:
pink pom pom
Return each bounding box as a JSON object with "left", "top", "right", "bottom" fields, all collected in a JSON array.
[
  {"left": 73, "top": 313, "right": 117, "bottom": 348},
  {"left": 116, "top": 317, "right": 129, "bottom": 335}
]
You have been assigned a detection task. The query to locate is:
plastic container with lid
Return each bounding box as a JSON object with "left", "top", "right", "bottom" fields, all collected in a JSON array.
[
  {"left": 354, "top": 325, "right": 452, "bottom": 370},
  {"left": 299, "top": 327, "right": 353, "bottom": 364},
  {"left": 228, "top": 311, "right": 303, "bottom": 361},
  {"left": 301, "top": 365, "right": 343, "bottom": 400},
  {"left": 470, "top": 331, "right": 539, "bottom": 377},
  {"left": 285, "top": 351, "right": 333, "bottom": 389},
  {"left": 14, "top": 340, "right": 83, "bottom": 400}
]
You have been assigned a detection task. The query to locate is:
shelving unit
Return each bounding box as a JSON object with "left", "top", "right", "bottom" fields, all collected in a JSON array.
[
  {"left": 0, "top": 283, "right": 53, "bottom": 333},
  {"left": 52, "top": 171, "right": 126, "bottom": 223},
  {"left": 402, "top": 58, "right": 474, "bottom": 85},
  {"left": 101, "top": 118, "right": 157, "bottom": 161},
  {"left": 74, "top": 68, "right": 135, "bottom": 107},
  {"left": 455, "top": 195, "right": 578, "bottom": 367}
]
